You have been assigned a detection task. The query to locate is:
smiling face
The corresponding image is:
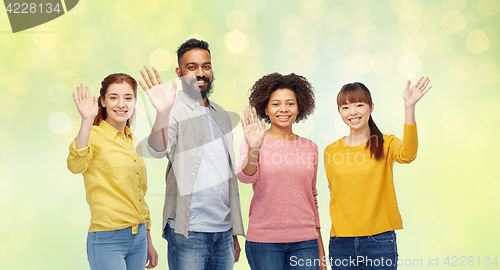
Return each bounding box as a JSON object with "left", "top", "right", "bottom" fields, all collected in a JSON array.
[
  {"left": 101, "top": 82, "right": 136, "bottom": 131},
  {"left": 339, "top": 101, "right": 373, "bottom": 131},
  {"left": 265, "top": 88, "right": 299, "bottom": 130},
  {"left": 175, "top": 48, "right": 213, "bottom": 100}
]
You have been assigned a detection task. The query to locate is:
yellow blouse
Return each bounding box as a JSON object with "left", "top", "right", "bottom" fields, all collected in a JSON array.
[{"left": 67, "top": 120, "right": 150, "bottom": 234}]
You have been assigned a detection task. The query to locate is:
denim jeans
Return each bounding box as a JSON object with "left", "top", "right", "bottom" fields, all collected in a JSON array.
[
  {"left": 328, "top": 231, "right": 398, "bottom": 270},
  {"left": 165, "top": 224, "right": 235, "bottom": 270},
  {"left": 87, "top": 223, "right": 147, "bottom": 270},
  {"left": 245, "top": 239, "right": 320, "bottom": 270}
]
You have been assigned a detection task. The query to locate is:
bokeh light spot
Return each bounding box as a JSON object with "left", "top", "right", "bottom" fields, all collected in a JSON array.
[
  {"left": 443, "top": 0, "right": 466, "bottom": 11},
  {"left": 66, "top": 40, "right": 90, "bottom": 63},
  {"left": 32, "top": 47, "right": 56, "bottom": 68},
  {"left": 451, "top": 56, "right": 475, "bottom": 79},
  {"left": 477, "top": 0, "right": 500, "bottom": 16},
  {"left": 149, "top": 49, "right": 172, "bottom": 72},
  {"left": 48, "top": 83, "right": 72, "bottom": 106},
  {"left": 371, "top": 52, "right": 393, "bottom": 75},
  {"left": 193, "top": 21, "right": 215, "bottom": 42},
  {"left": 49, "top": 112, "right": 73, "bottom": 135},
  {"left": 324, "top": 35, "right": 347, "bottom": 58},
  {"left": 226, "top": 9, "right": 248, "bottom": 31},
  {"left": 224, "top": 31, "right": 248, "bottom": 54},
  {"left": 397, "top": 15, "right": 421, "bottom": 35},
  {"left": 480, "top": 99, "right": 500, "bottom": 123},
  {"left": 403, "top": 34, "right": 427, "bottom": 56},
  {"left": 7, "top": 72, "right": 30, "bottom": 96},
  {"left": 397, "top": 55, "right": 421, "bottom": 77},
  {"left": 282, "top": 35, "right": 304, "bottom": 55},
  {"left": 123, "top": 48, "right": 145, "bottom": 71},
  {"left": 159, "top": 13, "right": 182, "bottom": 35},
  {"left": 114, "top": 0, "right": 138, "bottom": 19},
  {"left": 476, "top": 63, "right": 499, "bottom": 86},
  {"left": 33, "top": 32, "right": 58, "bottom": 50},
  {"left": 442, "top": 10, "right": 466, "bottom": 34},
  {"left": 351, "top": 52, "right": 372, "bottom": 74},
  {"left": 280, "top": 15, "right": 304, "bottom": 37},
  {"left": 325, "top": 10, "right": 349, "bottom": 33},
  {"left": 428, "top": 31, "right": 454, "bottom": 54},
  {"left": 466, "top": 30, "right": 489, "bottom": 53}
]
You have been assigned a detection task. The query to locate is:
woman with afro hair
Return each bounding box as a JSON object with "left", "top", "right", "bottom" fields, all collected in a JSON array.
[{"left": 236, "top": 73, "right": 326, "bottom": 270}]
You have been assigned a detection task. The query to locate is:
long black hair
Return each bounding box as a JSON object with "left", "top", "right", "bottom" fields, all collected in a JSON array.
[{"left": 337, "top": 82, "right": 384, "bottom": 160}]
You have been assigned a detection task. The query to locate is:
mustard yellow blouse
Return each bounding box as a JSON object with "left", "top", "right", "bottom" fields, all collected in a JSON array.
[{"left": 67, "top": 120, "right": 150, "bottom": 234}]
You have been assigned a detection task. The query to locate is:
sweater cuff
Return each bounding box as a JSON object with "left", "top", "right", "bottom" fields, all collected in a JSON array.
[{"left": 403, "top": 123, "right": 417, "bottom": 135}]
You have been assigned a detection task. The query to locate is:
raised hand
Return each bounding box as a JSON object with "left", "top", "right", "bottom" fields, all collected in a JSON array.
[
  {"left": 241, "top": 107, "right": 266, "bottom": 149},
  {"left": 139, "top": 66, "right": 177, "bottom": 113},
  {"left": 404, "top": 76, "right": 431, "bottom": 107},
  {"left": 73, "top": 84, "right": 98, "bottom": 121}
]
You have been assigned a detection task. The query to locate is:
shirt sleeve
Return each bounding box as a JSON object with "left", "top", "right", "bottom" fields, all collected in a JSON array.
[
  {"left": 146, "top": 113, "right": 178, "bottom": 159},
  {"left": 235, "top": 138, "right": 260, "bottom": 184},
  {"left": 67, "top": 133, "right": 97, "bottom": 174},
  {"left": 389, "top": 123, "right": 418, "bottom": 164},
  {"left": 311, "top": 145, "right": 320, "bottom": 228}
]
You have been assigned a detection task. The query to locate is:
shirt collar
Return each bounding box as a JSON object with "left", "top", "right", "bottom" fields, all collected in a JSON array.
[
  {"left": 178, "top": 91, "right": 217, "bottom": 111},
  {"left": 99, "top": 120, "right": 132, "bottom": 139}
]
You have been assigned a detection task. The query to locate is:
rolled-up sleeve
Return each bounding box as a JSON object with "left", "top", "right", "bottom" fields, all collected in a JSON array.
[{"left": 67, "top": 139, "right": 94, "bottom": 174}]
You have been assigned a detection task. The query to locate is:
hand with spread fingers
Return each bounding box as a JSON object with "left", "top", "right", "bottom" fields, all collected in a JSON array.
[
  {"left": 404, "top": 76, "right": 431, "bottom": 107},
  {"left": 139, "top": 66, "right": 177, "bottom": 113},
  {"left": 241, "top": 107, "right": 266, "bottom": 150},
  {"left": 73, "top": 84, "right": 98, "bottom": 121}
]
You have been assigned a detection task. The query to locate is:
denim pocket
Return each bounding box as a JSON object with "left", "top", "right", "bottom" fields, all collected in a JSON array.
[
  {"left": 368, "top": 231, "right": 394, "bottom": 243},
  {"left": 329, "top": 236, "right": 338, "bottom": 243},
  {"left": 94, "top": 230, "right": 117, "bottom": 241}
]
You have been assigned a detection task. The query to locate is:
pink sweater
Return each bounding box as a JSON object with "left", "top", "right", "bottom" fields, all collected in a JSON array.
[{"left": 236, "top": 135, "right": 320, "bottom": 243}]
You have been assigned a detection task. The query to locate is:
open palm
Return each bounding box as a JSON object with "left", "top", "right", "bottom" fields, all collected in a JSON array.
[
  {"left": 241, "top": 107, "right": 266, "bottom": 149},
  {"left": 139, "top": 66, "right": 177, "bottom": 113},
  {"left": 73, "top": 84, "right": 98, "bottom": 121},
  {"left": 404, "top": 76, "right": 431, "bottom": 106}
]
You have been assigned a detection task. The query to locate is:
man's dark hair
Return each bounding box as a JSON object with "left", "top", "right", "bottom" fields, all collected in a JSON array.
[{"left": 176, "top": 38, "right": 210, "bottom": 65}]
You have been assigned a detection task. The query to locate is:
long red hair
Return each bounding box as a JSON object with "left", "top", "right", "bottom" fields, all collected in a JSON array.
[{"left": 93, "top": 73, "right": 138, "bottom": 127}]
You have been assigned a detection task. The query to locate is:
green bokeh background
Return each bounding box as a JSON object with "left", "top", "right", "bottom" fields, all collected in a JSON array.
[{"left": 1, "top": 0, "right": 499, "bottom": 269}]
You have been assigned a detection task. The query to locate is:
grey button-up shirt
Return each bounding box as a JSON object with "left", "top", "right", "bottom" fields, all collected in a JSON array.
[{"left": 147, "top": 91, "right": 245, "bottom": 238}]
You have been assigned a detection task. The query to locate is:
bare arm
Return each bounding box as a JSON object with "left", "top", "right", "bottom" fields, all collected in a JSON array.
[
  {"left": 145, "top": 230, "right": 158, "bottom": 269},
  {"left": 240, "top": 107, "right": 266, "bottom": 176},
  {"left": 73, "top": 84, "right": 98, "bottom": 150},
  {"left": 317, "top": 228, "right": 327, "bottom": 270}
]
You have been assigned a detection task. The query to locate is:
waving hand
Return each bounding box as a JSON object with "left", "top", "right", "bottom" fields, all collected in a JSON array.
[{"left": 139, "top": 66, "right": 177, "bottom": 113}]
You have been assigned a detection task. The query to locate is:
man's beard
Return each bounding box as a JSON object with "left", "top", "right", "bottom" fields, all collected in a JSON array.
[{"left": 180, "top": 73, "right": 214, "bottom": 100}]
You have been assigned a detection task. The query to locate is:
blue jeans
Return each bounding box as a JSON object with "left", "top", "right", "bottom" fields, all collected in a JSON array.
[
  {"left": 165, "top": 224, "right": 235, "bottom": 270},
  {"left": 245, "top": 239, "right": 320, "bottom": 270},
  {"left": 328, "top": 231, "right": 398, "bottom": 270},
  {"left": 87, "top": 223, "right": 147, "bottom": 270}
]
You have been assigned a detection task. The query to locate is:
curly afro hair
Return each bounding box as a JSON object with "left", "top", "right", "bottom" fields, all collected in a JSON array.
[{"left": 249, "top": 73, "right": 315, "bottom": 123}]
